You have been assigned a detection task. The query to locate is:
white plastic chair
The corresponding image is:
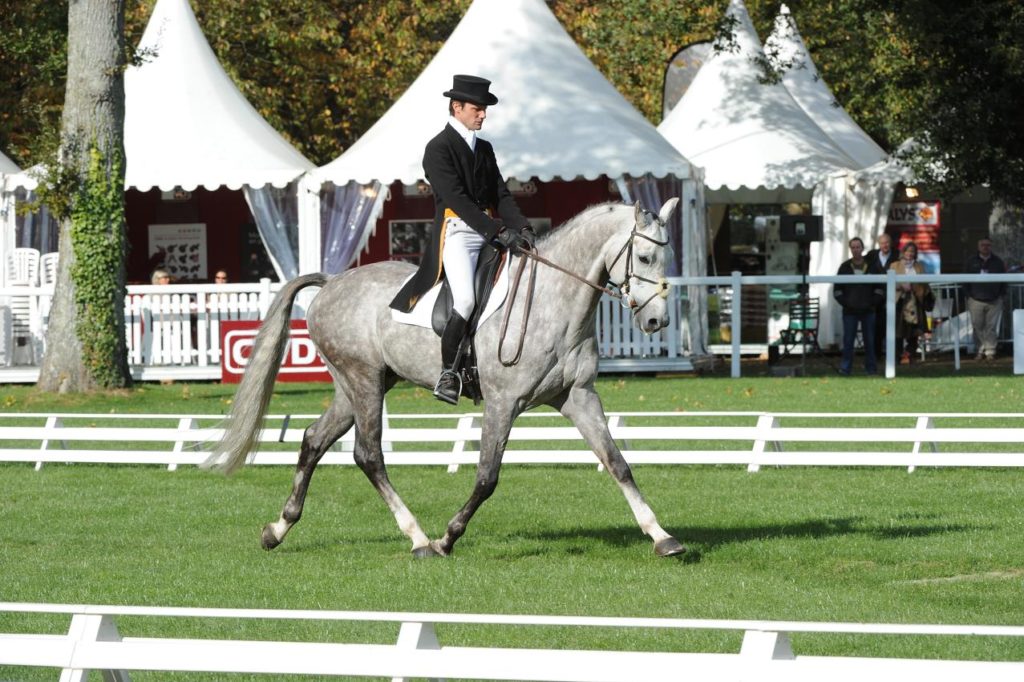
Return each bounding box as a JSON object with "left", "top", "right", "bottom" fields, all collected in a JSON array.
[
  {"left": 6, "top": 248, "right": 40, "bottom": 286},
  {"left": 40, "top": 252, "right": 59, "bottom": 285}
]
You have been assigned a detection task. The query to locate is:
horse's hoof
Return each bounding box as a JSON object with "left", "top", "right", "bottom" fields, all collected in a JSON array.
[
  {"left": 429, "top": 539, "right": 451, "bottom": 557},
  {"left": 261, "top": 525, "right": 282, "bottom": 551},
  {"left": 412, "top": 545, "right": 444, "bottom": 558},
  {"left": 655, "top": 537, "right": 687, "bottom": 557}
]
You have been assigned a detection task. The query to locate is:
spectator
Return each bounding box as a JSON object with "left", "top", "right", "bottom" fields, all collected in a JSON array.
[
  {"left": 151, "top": 268, "right": 171, "bottom": 285},
  {"left": 834, "top": 237, "right": 884, "bottom": 375},
  {"left": 963, "top": 238, "right": 1007, "bottom": 360},
  {"left": 214, "top": 269, "right": 229, "bottom": 284},
  {"left": 889, "top": 242, "right": 931, "bottom": 364},
  {"left": 866, "top": 233, "right": 898, "bottom": 358}
]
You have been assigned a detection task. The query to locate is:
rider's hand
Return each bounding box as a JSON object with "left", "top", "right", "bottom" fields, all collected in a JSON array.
[
  {"left": 492, "top": 227, "right": 519, "bottom": 251},
  {"left": 517, "top": 226, "right": 536, "bottom": 251}
]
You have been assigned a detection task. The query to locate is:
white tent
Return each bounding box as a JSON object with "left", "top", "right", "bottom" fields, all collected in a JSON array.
[
  {"left": 657, "top": 0, "right": 859, "bottom": 204},
  {"left": 766, "top": 5, "right": 887, "bottom": 170},
  {"left": 125, "top": 0, "right": 314, "bottom": 280},
  {"left": 766, "top": 5, "right": 911, "bottom": 345},
  {"left": 124, "top": 0, "right": 313, "bottom": 192},
  {"left": 0, "top": 150, "right": 19, "bottom": 176},
  {"left": 2, "top": 0, "right": 316, "bottom": 282},
  {"left": 300, "top": 0, "right": 700, "bottom": 275}
]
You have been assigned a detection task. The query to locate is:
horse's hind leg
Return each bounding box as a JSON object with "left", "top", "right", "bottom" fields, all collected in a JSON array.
[
  {"left": 262, "top": 392, "right": 353, "bottom": 550},
  {"left": 346, "top": 372, "right": 433, "bottom": 555},
  {"left": 554, "top": 385, "right": 686, "bottom": 557}
]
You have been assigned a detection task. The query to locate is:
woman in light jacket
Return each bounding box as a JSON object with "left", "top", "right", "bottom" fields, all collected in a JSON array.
[{"left": 889, "top": 242, "right": 931, "bottom": 364}]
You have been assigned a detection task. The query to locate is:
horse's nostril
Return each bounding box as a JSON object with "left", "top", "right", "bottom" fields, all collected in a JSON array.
[{"left": 647, "top": 317, "right": 660, "bottom": 329}]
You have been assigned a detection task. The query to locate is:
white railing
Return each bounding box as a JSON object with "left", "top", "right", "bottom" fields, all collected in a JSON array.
[
  {"left": 1, "top": 273, "right": 1022, "bottom": 380},
  {"left": 2, "top": 602, "right": 1021, "bottom": 681},
  {"left": 2, "top": 411, "right": 1022, "bottom": 473},
  {"left": 124, "top": 282, "right": 272, "bottom": 367},
  {"left": 673, "top": 271, "right": 1024, "bottom": 378}
]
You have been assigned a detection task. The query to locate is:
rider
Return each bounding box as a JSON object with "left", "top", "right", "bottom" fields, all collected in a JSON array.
[{"left": 389, "top": 74, "right": 535, "bottom": 405}]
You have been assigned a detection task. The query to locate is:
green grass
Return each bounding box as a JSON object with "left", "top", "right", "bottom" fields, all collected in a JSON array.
[{"left": 1, "top": 375, "right": 1023, "bottom": 679}]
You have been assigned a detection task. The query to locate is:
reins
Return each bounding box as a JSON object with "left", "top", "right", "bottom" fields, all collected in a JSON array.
[{"left": 497, "top": 218, "right": 671, "bottom": 367}]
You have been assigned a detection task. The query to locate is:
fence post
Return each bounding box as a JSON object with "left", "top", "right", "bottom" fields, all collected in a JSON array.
[
  {"left": 909, "top": 415, "right": 937, "bottom": 474},
  {"left": 886, "top": 270, "right": 897, "bottom": 378},
  {"left": 37, "top": 415, "right": 66, "bottom": 471},
  {"left": 748, "top": 414, "right": 781, "bottom": 473},
  {"left": 449, "top": 415, "right": 479, "bottom": 474},
  {"left": 731, "top": 271, "right": 742, "bottom": 378},
  {"left": 392, "top": 621, "right": 442, "bottom": 682},
  {"left": 60, "top": 612, "right": 130, "bottom": 682},
  {"left": 739, "top": 629, "right": 794, "bottom": 661},
  {"left": 170, "top": 417, "right": 198, "bottom": 471}
]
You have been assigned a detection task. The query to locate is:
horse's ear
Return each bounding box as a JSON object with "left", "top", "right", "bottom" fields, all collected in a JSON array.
[
  {"left": 633, "top": 200, "right": 643, "bottom": 226},
  {"left": 659, "top": 197, "right": 680, "bottom": 224}
]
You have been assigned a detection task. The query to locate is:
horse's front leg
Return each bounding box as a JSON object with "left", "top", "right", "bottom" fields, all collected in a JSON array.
[
  {"left": 556, "top": 385, "right": 686, "bottom": 557},
  {"left": 431, "top": 401, "right": 515, "bottom": 556}
]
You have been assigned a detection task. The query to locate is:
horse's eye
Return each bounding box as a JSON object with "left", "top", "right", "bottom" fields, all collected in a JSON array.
[{"left": 639, "top": 255, "right": 652, "bottom": 265}]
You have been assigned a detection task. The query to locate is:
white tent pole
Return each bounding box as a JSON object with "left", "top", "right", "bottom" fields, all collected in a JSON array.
[{"left": 297, "top": 175, "right": 323, "bottom": 275}]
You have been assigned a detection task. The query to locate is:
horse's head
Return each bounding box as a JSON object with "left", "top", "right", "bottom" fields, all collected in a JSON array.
[{"left": 606, "top": 198, "right": 679, "bottom": 334}]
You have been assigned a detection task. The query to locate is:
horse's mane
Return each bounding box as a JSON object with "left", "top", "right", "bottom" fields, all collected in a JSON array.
[{"left": 534, "top": 202, "right": 626, "bottom": 248}]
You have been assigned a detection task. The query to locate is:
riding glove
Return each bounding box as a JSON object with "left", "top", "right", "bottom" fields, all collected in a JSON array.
[{"left": 492, "top": 227, "right": 519, "bottom": 251}]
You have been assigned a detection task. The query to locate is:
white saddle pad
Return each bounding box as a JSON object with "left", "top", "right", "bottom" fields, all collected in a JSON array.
[{"left": 391, "top": 257, "right": 510, "bottom": 331}]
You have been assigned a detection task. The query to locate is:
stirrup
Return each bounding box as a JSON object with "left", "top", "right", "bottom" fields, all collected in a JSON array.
[{"left": 432, "top": 369, "right": 462, "bottom": 405}]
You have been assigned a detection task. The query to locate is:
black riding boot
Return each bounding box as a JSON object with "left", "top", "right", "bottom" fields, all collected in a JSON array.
[{"left": 433, "top": 312, "right": 469, "bottom": 405}]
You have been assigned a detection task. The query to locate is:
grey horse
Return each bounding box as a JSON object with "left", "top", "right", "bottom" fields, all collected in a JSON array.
[{"left": 206, "top": 198, "right": 686, "bottom": 558}]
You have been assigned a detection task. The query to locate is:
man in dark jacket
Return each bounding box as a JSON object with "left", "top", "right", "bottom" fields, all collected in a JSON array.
[
  {"left": 865, "top": 233, "right": 898, "bottom": 358},
  {"left": 834, "top": 237, "right": 885, "bottom": 375},
  {"left": 963, "top": 238, "right": 1007, "bottom": 360},
  {"left": 389, "top": 74, "right": 533, "bottom": 404}
]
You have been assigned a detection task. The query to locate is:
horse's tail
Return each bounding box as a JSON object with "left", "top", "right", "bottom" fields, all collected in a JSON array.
[{"left": 202, "top": 273, "right": 329, "bottom": 474}]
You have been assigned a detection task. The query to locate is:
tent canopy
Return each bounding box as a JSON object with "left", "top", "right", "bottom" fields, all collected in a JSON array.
[
  {"left": 658, "top": 0, "right": 858, "bottom": 203},
  {"left": 124, "top": 0, "right": 313, "bottom": 191},
  {"left": 0, "top": 150, "right": 19, "bottom": 175},
  {"left": 766, "top": 5, "right": 887, "bottom": 169},
  {"left": 310, "top": 0, "right": 692, "bottom": 187}
]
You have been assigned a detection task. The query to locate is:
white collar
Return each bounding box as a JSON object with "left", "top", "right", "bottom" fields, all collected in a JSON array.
[{"left": 448, "top": 116, "right": 476, "bottom": 152}]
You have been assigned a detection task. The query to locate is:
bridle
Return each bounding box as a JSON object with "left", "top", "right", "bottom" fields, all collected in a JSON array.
[{"left": 498, "top": 210, "right": 671, "bottom": 365}]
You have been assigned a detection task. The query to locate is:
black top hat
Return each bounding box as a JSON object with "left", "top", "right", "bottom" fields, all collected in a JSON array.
[{"left": 443, "top": 75, "right": 499, "bottom": 106}]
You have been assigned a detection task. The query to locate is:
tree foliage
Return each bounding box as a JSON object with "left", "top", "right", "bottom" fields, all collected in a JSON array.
[{"left": 2, "top": 0, "right": 1023, "bottom": 200}]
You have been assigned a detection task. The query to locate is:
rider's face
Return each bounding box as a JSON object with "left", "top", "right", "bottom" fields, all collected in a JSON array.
[{"left": 453, "top": 101, "right": 487, "bottom": 131}]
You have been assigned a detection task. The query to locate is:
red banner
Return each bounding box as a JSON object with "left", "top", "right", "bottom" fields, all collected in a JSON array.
[{"left": 220, "top": 320, "right": 331, "bottom": 383}]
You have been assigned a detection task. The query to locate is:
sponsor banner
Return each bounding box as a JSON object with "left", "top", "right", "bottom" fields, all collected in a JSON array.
[
  {"left": 221, "top": 320, "right": 330, "bottom": 383},
  {"left": 886, "top": 201, "right": 941, "bottom": 273}
]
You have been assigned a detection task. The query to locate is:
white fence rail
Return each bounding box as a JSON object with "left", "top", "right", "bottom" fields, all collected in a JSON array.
[
  {"left": 2, "top": 411, "right": 1022, "bottom": 472},
  {"left": 1, "top": 602, "right": 1022, "bottom": 681},
  {"left": 1, "top": 272, "right": 1023, "bottom": 381}
]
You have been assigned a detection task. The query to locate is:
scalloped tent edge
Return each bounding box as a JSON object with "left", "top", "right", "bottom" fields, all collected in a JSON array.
[{"left": 297, "top": 0, "right": 701, "bottom": 277}]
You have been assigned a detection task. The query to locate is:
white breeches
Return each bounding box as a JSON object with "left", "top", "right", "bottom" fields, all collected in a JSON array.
[{"left": 443, "top": 217, "right": 488, "bottom": 319}]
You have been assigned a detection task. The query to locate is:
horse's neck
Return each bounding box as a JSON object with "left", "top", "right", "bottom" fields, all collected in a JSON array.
[
  {"left": 527, "top": 206, "right": 629, "bottom": 326},
  {"left": 538, "top": 207, "right": 627, "bottom": 285}
]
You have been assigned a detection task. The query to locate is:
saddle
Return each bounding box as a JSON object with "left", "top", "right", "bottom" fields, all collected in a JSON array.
[{"left": 431, "top": 245, "right": 506, "bottom": 404}]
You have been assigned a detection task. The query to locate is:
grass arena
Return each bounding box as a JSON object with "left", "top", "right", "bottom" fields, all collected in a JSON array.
[{"left": 1, "top": 375, "right": 1022, "bottom": 679}]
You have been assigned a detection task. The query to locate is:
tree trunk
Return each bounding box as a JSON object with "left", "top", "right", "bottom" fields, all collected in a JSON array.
[{"left": 38, "top": 0, "right": 130, "bottom": 392}]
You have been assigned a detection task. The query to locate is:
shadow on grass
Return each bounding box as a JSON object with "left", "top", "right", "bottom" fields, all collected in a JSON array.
[{"left": 515, "top": 515, "right": 984, "bottom": 560}]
